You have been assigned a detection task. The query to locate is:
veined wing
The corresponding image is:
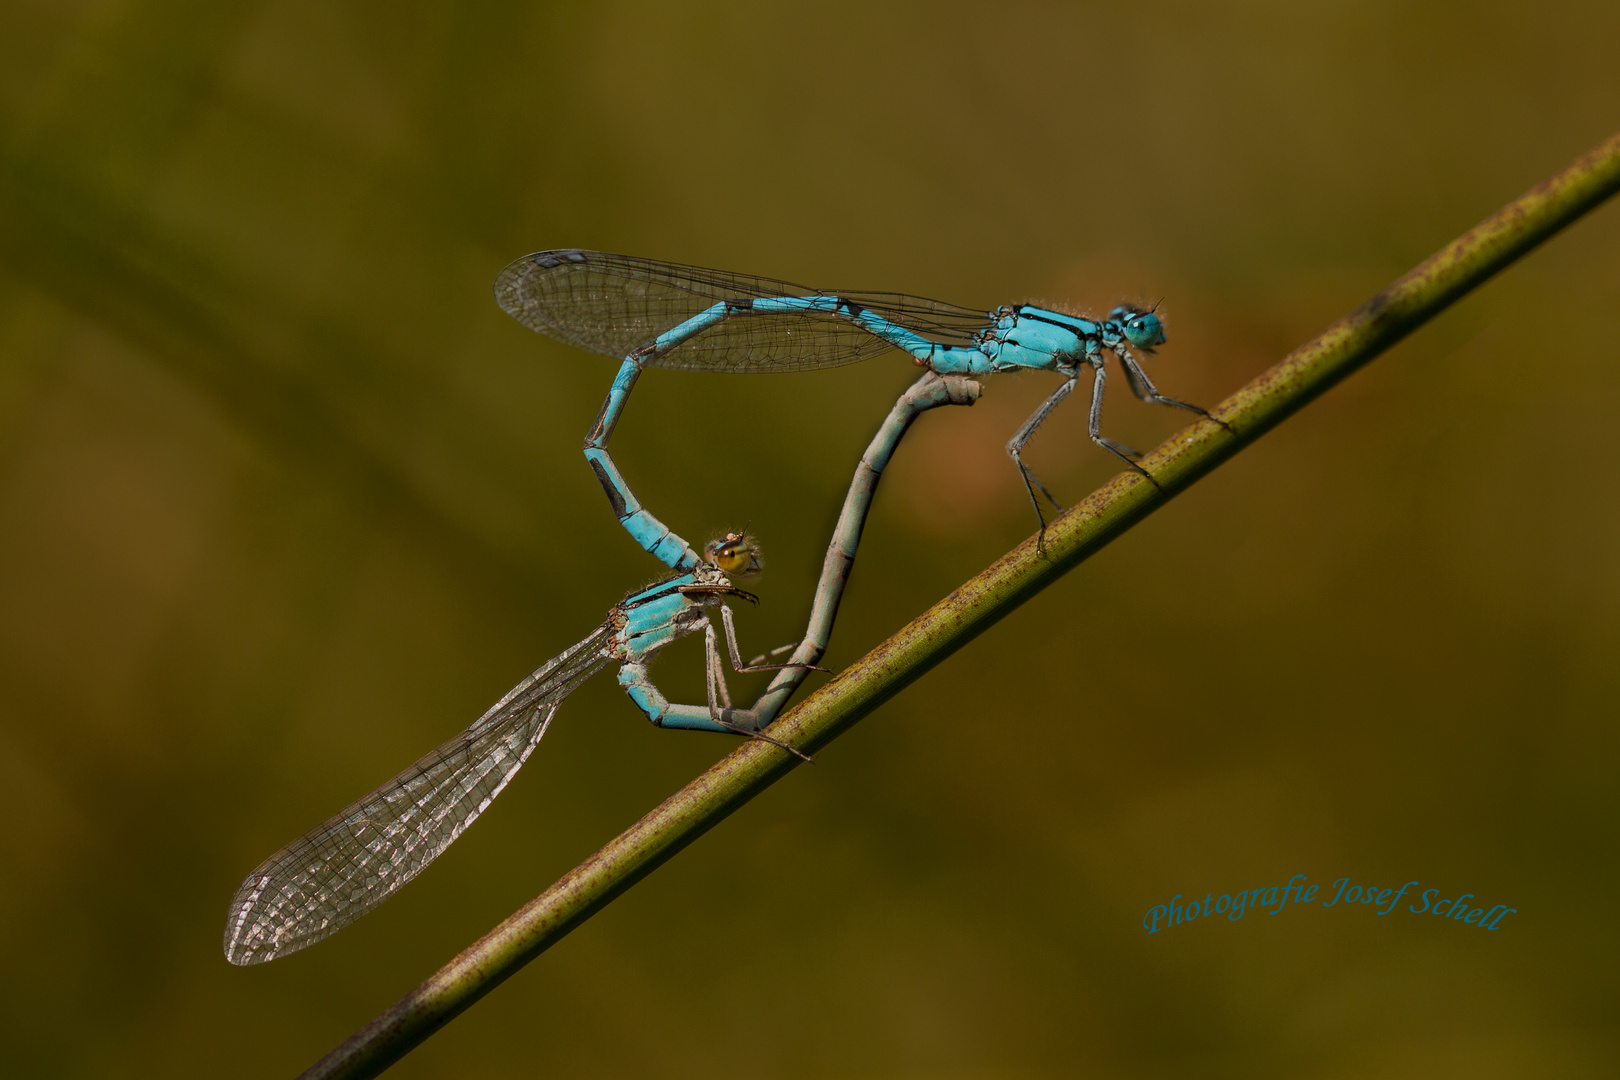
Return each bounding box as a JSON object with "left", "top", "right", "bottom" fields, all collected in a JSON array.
[
  {"left": 493, "top": 249, "right": 992, "bottom": 374},
  {"left": 223, "top": 624, "right": 615, "bottom": 965}
]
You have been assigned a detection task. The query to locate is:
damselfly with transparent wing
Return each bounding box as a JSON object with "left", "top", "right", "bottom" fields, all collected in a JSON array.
[
  {"left": 496, "top": 249, "right": 1223, "bottom": 565},
  {"left": 224, "top": 536, "right": 807, "bottom": 965}
]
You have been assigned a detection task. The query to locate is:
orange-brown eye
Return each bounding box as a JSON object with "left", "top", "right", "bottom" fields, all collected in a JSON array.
[{"left": 705, "top": 532, "right": 762, "bottom": 576}]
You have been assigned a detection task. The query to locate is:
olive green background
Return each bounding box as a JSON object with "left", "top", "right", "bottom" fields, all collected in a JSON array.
[{"left": 2, "top": 2, "right": 1617, "bottom": 1077}]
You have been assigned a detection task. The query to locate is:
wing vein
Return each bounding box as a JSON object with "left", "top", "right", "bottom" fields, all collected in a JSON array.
[
  {"left": 494, "top": 249, "right": 991, "bottom": 374},
  {"left": 223, "top": 623, "right": 616, "bottom": 964}
]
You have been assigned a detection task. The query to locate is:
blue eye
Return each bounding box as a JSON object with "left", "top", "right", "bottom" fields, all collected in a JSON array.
[{"left": 1123, "top": 313, "right": 1165, "bottom": 348}]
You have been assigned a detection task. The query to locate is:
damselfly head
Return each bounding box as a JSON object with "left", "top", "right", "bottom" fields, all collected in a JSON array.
[
  {"left": 1110, "top": 305, "right": 1167, "bottom": 350},
  {"left": 705, "top": 532, "right": 764, "bottom": 577}
]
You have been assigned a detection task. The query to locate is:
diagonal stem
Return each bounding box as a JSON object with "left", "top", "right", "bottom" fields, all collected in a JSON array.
[{"left": 300, "top": 131, "right": 1620, "bottom": 1080}]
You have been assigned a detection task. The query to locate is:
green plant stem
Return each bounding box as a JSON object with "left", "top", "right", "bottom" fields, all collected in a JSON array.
[{"left": 301, "top": 131, "right": 1620, "bottom": 1080}]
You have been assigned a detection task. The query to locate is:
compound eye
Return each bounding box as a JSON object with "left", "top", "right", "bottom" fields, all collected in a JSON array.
[
  {"left": 1127, "top": 312, "right": 1166, "bottom": 348},
  {"left": 705, "top": 532, "right": 763, "bottom": 576}
]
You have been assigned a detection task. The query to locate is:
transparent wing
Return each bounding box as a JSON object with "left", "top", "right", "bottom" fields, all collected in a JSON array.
[
  {"left": 223, "top": 624, "right": 616, "bottom": 965},
  {"left": 493, "top": 249, "right": 992, "bottom": 374}
]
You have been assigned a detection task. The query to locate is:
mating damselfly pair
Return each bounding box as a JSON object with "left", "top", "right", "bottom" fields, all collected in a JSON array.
[{"left": 224, "top": 250, "right": 1221, "bottom": 964}]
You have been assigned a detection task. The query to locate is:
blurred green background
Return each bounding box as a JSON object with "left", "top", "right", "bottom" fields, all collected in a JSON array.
[{"left": 2, "top": 2, "right": 1617, "bottom": 1077}]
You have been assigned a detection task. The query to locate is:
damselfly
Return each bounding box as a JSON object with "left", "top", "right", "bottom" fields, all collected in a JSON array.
[
  {"left": 495, "top": 249, "right": 1224, "bottom": 564},
  {"left": 223, "top": 534, "right": 806, "bottom": 965},
  {"left": 222, "top": 367, "right": 979, "bottom": 964}
]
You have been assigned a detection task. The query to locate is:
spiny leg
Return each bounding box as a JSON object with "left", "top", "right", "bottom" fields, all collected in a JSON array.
[
  {"left": 622, "top": 647, "right": 812, "bottom": 761},
  {"left": 704, "top": 622, "right": 734, "bottom": 712},
  {"left": 1021, "top": 464, "right": 1066, "bottom": 518},
  {"left": 701, "top": 626, "right": 813, "bottom": 761},
  {"left": 718, "top": 605, "right": 828, "bottom": 675},
  {"left": 1006, "top": 374, "right": 1080, "bottom": 546},
  {"left": 1086, "top": 361, "right": 1163, "bottom": 492},
  {"left": 747, "top": 641, "right": 794, "bottom": 667},
  {"left": 677, "top": 583, "right": 760, "bottom": 605},
  {"left": 746, "top": 641, "right": 807, "bottom": 669},
  {"left": 726, "top": 722, "right": 813, "bottom": 762},
  {"left": 1112, "top": 343, "right": 1232, "bottom": 431}
]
